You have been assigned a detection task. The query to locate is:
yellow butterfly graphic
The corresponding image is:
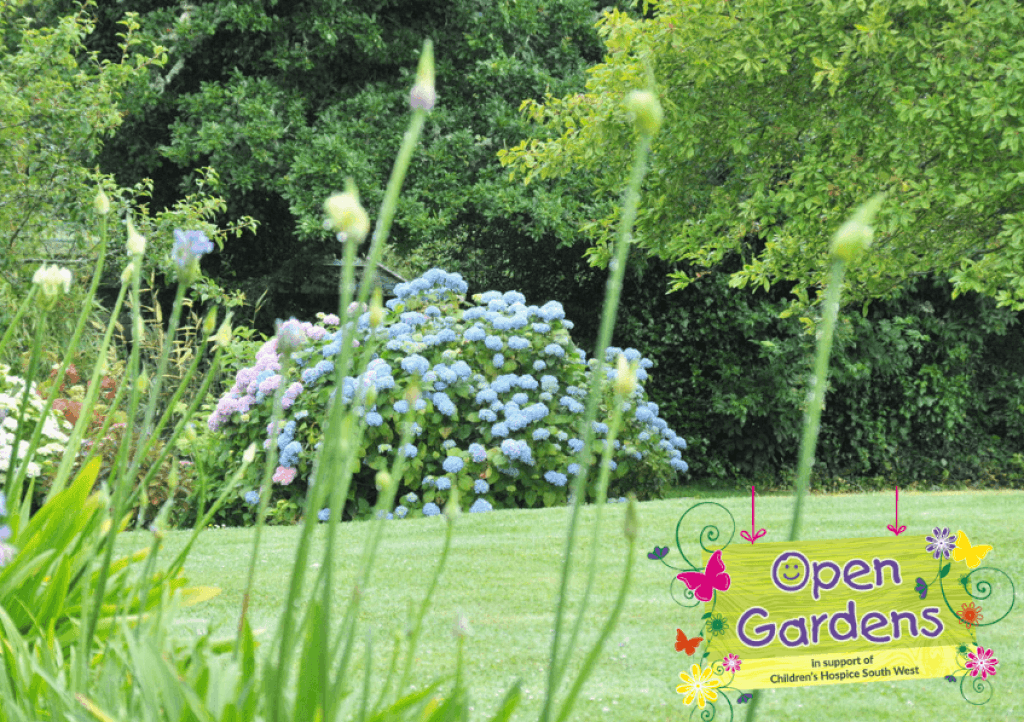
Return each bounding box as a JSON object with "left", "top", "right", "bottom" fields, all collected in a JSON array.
[{"left": 951, "top": 531, "right": 993, "bottom": 569}]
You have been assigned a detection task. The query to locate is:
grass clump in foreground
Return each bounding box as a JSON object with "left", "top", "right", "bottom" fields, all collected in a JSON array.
[{"left": 124, "top": 489, "right": 1023, "bottom": 722}]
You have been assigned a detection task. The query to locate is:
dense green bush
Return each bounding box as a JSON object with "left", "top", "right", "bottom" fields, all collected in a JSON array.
[
  {"left": 201, "top": 268, "right": 688, "bottom": 523},
  {"left": 616, "top": 264, "right": 1024, "bottom": 488}
]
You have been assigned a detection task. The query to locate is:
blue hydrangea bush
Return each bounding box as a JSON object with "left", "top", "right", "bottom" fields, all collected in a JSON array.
[{"left": 205, "top": 268, "right": 688, "bottom": 521}]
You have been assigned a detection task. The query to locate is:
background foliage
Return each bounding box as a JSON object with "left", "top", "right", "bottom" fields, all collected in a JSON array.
[
  {"left": 617, "top": 263, "right": 1024, "bottom": 488},
  {"left": 52, "top": 0, "right": 621, "bottom": 327},
  {"left": 10, "top": 0, "right": 1023, "bottom": 493},
  {"left": 502, "top": 0, "right": 1024, "bottom": 310}
]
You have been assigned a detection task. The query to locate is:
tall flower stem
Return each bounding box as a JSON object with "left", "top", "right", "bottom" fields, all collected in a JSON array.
[
  {"left": 744, "top": 191, "right": 882, "bottom": 721},
  {"left": 541, "top": 130, "right": 653, "bottom": 722},
  {"left": 264, "top": 52, "right": 429, "bottom": 722},
  {"left": 742, "top": 259, "right": 846, "bottom": 722}
]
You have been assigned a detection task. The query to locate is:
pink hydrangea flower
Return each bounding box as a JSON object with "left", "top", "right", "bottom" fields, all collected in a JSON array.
[
  {"left": 272, "top": 466, "right": 297, "bottom": 485},
  {"left": 322, "top": 314, "right": 340, "bottom": 325},
  {"left": 258, "top": 374, "right": 282, "bottom": 395}
]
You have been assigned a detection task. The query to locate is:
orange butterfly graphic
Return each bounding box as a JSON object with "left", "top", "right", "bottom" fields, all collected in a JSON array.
[{"left": 675, "top": 629, "right": 703, "bottom": 655}]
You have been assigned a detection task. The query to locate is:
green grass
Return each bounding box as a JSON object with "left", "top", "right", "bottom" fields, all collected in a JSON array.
[{"left": 119, "top": 489, "right": 1024, "bottom": 721}]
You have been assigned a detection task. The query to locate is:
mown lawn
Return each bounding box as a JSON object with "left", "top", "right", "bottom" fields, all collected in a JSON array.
[{"left": 120, "top": 489, "right": 1024, "bottom": 721}]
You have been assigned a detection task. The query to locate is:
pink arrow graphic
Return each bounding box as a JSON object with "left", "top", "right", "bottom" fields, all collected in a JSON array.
[
  {"left": 740, "top": 485, "right": 767, "bottom": 544},
  {"left": 886, "top": 485, "right": 907, "bottom": 536}
]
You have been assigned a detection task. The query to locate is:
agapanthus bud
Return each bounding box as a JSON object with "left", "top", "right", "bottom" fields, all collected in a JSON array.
[
  {"left": 324, "top": 179, "right": 370, "bottom": 243},
  {"left": 625, "top": 90, "right": 663, "bottom": 137},
  {"left": 137, "top": 372, "right": 150, "bottom": 393},
  {"left": 242, "top": 443, "right": 257, "bottom": 465},
  {"left": 452, "top": 613, "right": 472, "bottom": 639},
  {"left": 203, "top": 310, "right": 217, "bottom": 337},
  {"left": 214, "top": 319, "right": 232, "bottom": 348},
  {"left": 369, "top": 287, "right": 384, "bottom": 328},
  {"left": 376, "top": 470, "right": 393, "bottom": 493},
  {"left": 121, "top": 262, "right": 135, "bottom": 285},
  {"left": 33, "top": 264, "right": 72, "bottom": 308},
  {"left": 94, "top": 188, "right": 110, "bottom": 215},
  {"left": 831, "top": 194, "right": 885, "bottom": 264},
  {"left": 614, "top": 354, "right": 637, "bottom": 396},
  {"left": 276, "top": 317, "right": 306, "bottom": 356},
  {"left": 172, "top": 229, "right": 214, "bottom": 284},
  {"left": 126, "top": 219, "right": 146, "bottom": 256},
  {"left": 410, "top": 39, "right": 435, "bottom": 111}
]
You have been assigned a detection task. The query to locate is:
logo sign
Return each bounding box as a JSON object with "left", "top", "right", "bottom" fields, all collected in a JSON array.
[
  {"left": 653, "top": 503, "right": 1015, "bottom": 715},
  {"left": 705, "top": 535, "right": 972, "bottom": 688}
]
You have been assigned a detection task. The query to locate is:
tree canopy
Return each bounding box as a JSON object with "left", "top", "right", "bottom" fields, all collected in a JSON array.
[
  {"left": 0, "top": 0, "right": 162, "bottom": 289},
  {"left": 500, "top": 0, "right": 1024, "bottom": 310},
  {"left": 64, "top": 0, "right": 621, "bottom": 327}
]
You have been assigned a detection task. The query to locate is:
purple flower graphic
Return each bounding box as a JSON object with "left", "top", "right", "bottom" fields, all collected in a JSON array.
[
  {"left": 925, "top": 526, "right": 956, "bottom": 560},
  {"left": 648, "top": 546, "right": 669, "bottom": 560}
]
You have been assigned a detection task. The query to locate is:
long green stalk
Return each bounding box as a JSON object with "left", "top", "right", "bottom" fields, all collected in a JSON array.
[
  {"left": 745, "top": 194, "right": 882, "bottom": 722},
  {"left": 264, "top": 64, "right": 430, "bottom": 722},
  {"left": 40, "top": 210, "right": 110, "bottom": 501},
  {"left": 541, "top": 127, "right": 653, "bottom": 721}
]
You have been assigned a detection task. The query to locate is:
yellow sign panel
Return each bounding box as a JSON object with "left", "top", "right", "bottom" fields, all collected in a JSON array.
[{"left": 702, "top": 535, "right": 975, "bottom": 689}]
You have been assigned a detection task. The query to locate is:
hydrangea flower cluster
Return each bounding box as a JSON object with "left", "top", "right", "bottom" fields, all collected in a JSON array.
[{"left": 208, "top": 269, "right": 687, "bottom": 520}]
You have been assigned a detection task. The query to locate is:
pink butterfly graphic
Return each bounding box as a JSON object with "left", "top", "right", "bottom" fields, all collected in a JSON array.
[{"left": 676, "top": 550, "right": 731, "bottom": 602}]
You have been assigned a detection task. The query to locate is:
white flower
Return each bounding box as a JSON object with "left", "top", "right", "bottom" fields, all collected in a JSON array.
[{"left": 33, "top": 264, "right": 72, "bottom": 302}]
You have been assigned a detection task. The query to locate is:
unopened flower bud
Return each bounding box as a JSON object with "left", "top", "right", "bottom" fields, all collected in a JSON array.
[
  {"left": 831, "top": 194, "right": 884, "bottom": 264},
  {"left": 614, "top": 354, "right": 637, "bottom": 396},
  {"left": 215, "top": 320, "right": 232, "bottom": 348},
  {"left": 242, "top": 443, "right": 257, "bottom": 465},
  {"left": 375, "top": 470, "right": 393, "bottom": 493},
  {"left": 410, "top": 39, "right": 435, "bottom": 111},
  {"left": 95, "top": 188, "right": 110, "bottom": 215},
  {"left": 137, "top": 372, "right": 150, "bottom": 393},
  {"left": 452, "top": 613, "right": 471, "bottom": 639},
  {"left": 121, "top": 262, "right": 135, "bottom": 285},
  {"left": 625, "top": 90, "right": 663, "bottom": 137},
  {"left": 369, "top": 287, "right": 384, "bottom": 328},
  {"left": 126, "top": 219, "right": 146, "bottom": 256},
  {"left": 203, "top": 310, "right": 217, "bottom": 337},
  {"left": 324, "top": 179, "right": 370, "bottom": 244},
  {"left": 276, "top": 318, "right": 306, "bottom": 356}
]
